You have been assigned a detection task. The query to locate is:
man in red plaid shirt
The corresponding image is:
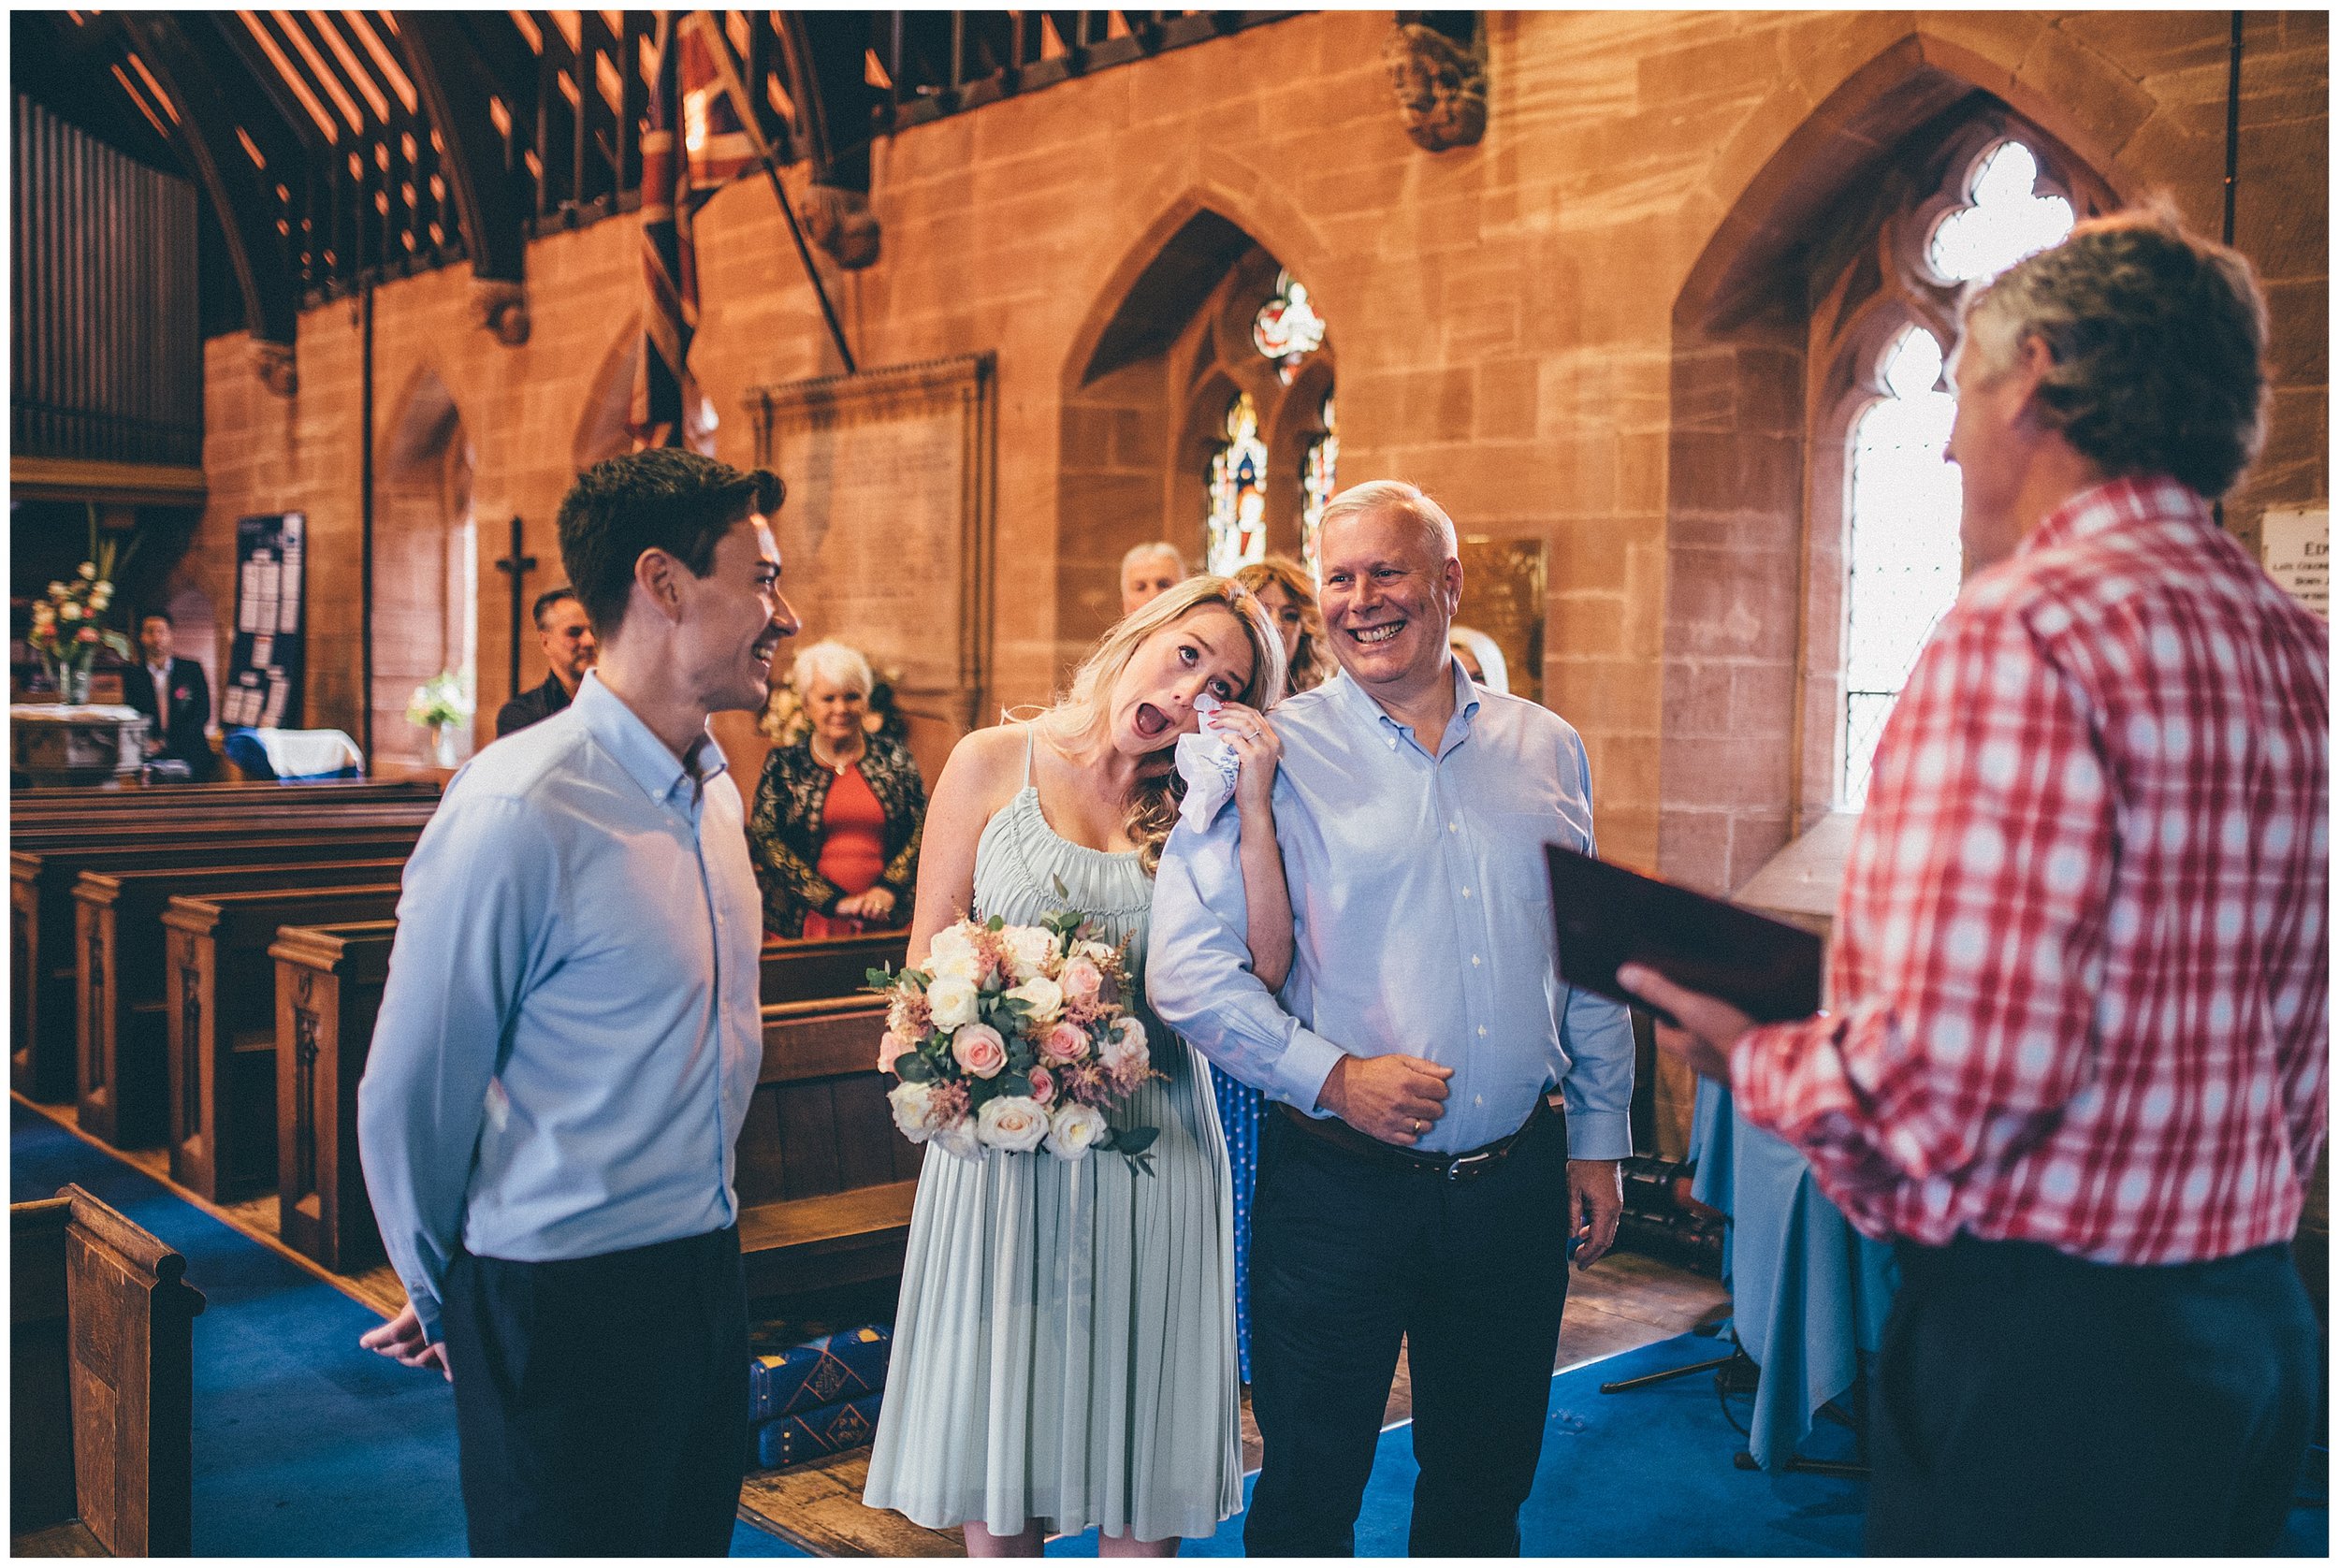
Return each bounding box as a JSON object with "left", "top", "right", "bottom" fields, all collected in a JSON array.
[{"left": 1627, "top": 206, "right": 2325, "bottom": 1554}]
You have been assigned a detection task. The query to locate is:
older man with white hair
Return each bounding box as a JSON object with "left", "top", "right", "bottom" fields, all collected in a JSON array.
[{"left": 1150, "top": 479, "right": 1634, "bottom": 1557}]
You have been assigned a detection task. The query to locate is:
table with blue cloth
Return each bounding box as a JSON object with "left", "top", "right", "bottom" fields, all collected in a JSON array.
[{"left": 1690, "top": 1075, "right": 1899, "bottom": 1471}]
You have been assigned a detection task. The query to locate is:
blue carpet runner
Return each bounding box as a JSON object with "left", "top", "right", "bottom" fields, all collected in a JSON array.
[
  {"left": 1043, "top": 1332, "right": 2331, "bottom": 1556},
  {"left": 12, "top": 1101, "right": 802, "bottom": 1557}
]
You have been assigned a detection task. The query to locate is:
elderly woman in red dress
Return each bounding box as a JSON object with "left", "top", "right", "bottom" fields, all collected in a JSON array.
[{"left": 747, "top": 640, "right": 926, "bottom": 938}]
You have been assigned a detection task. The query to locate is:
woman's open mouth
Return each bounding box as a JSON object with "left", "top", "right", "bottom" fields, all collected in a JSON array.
[{"left": 1133, "top": 702, "right": 1171, "bottom": 739}]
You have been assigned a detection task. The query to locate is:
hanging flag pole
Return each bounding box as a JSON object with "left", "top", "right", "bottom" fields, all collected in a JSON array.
[{"left": 690, "top": 14, "right": 857, "bottom": 376}]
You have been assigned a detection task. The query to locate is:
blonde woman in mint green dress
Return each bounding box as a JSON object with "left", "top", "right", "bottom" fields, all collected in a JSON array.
[{"left": 864, "top": 576, "right": 1290, "bottom": 1556}]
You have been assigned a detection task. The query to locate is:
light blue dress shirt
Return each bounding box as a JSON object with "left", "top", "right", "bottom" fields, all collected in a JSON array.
[
  {"left": 1149, "top": 664, "right": 1635, "bottom": 1158},
  {"left": 356, "top": 672, "right": 763, "bottom": 1342}
]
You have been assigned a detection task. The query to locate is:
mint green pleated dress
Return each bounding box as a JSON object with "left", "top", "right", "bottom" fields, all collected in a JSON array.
[{"left": 862, "top": 737, "right": 1243, "bottom": 1543}]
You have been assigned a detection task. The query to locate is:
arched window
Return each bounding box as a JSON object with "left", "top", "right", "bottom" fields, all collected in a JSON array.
[
  {"left": 1206, "top": 390, "right": 1269, "bottom": 576},
  {"left": 1830, "top": 133, "right": 2078, "bottom": 806},
  {"left": 1300, "top": 394, "right": 1337, "bottom": 578}
]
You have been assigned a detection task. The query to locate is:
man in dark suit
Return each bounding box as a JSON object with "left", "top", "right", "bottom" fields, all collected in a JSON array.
[
  {"left": 123, "top": 610, "right": 214, "bottom": 777},
  {"left": 495, "top": 586, "right": 598, "bottom": 737}
]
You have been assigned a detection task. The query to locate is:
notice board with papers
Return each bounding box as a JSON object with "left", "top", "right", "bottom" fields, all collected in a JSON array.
[{"left": 222, "top": 511, "right": 306, "bottom": 729}]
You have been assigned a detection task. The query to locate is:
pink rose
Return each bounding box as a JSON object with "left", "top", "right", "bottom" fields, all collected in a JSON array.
[
  {"left": 1058, "top": 956, "right": 1104, "bottom": 1005},
  {"left": 1039, "top": 1022, "right": 1090, "bottom": 1067},
  {"left": 952, "top": 1023, "right": 1008, "bottom": 1079},
  {"left": 878, "top": 1030, "right": 910, "bottom": 1076},
  {"left": 1027, "top": 1065, "right": 1056, "bottom": 1106}
]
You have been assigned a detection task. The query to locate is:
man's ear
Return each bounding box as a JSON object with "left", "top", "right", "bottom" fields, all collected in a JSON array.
[
  {"left": 1442, "top": 554, "right": 1465, "bottom": 616},
  {"left": 2012, "top": 331, "right": 2058, "bottom": 419},
  {"left": 632, "top": 547, "right": 685, "bottom": 625}
]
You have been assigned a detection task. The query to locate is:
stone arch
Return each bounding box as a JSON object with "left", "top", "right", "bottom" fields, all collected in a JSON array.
[
  {"left": 1054, "top": 190, "right": 1338, "bottom": 669},
  {"left": 1657, "top": 29, "right": 2136, "bottom": 899},
  {"left": 374, "top": 366, "right": 479, "bottom": 769}
]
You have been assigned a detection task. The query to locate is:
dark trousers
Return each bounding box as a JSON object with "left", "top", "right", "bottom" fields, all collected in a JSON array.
[
  {"left": 441, "top": 1226, "right": 748, "bottom": 1558},
  {"left": 1867, "top": 1233, "right": 2318, "bottom": 1556},
  {"left": 1244, "top": 1107, "right": 1571, "bottom": 1558}
]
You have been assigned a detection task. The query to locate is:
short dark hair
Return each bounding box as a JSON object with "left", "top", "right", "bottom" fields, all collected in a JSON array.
[
  {"left": 555, "top": 450, "right": 783, "bottom": 638},
  {"left": 141, "top": 608, "right": 174, "bottom": 628},
  {"left": 530, "top": 586, "right": 578, "bottom": 630},
  {"left": 1960, "top": 202, "right": 2269, "bottom": 500}
]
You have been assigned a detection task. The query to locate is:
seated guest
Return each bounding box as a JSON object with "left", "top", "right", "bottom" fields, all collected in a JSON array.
[
  {"left": 1627, "top": 207, "right": 2325, "bottom": 1555},
  {"left": 1236, "top": 556, "right": 1337, "bottom": 694},
  {"left": 1446, "top": 624, "right": 1508, "bottom": 693},
  {"left": 1120, "top": 539, "right": 1186, "bottom": 617},
  {"left": 123, "top": 610, "right": 213, "bottom": 777},
  {"left": 748, "top": 639, "right": 924, "bottom": 938},
  {"left": 495, "top": 587, "right": 597, "bottom": 737}
]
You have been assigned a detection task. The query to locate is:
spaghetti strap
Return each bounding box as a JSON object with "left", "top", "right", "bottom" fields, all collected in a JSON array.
[{"left": 1021, "top": 721, "right": 1037, "bottom": 789}]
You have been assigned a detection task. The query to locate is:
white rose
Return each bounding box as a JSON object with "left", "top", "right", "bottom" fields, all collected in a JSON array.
[
  {"left": 1004, "top": 975, "right": 1064, "bottom": 1024},
  {"left": 888, "top": 1082, "right": 941, "bottom": 1143},
  {"left": 1003, "top": 925, "right": 1053, "bottom": 982},
  {"left": 976, "top": 1095, "right": 1050, "bottom": 1154},
  {"left": 925, "top": 925, "right": 982, "bottom": 984},
  {"left": 927, "top": 974, "right": 979, "bottom": 1031},
  {"left": 1078, "top": 939, "right": 1117, "bottom": 966},
  {"left": 1046, "top": 1101, "right": 1110, "bottom": 1161}
]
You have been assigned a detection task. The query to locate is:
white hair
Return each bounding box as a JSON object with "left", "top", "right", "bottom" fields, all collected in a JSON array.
[
  {"left": 790, "top": 638, "right": 873, "bottom": 698},
  {"left": 1317, "top": 480, "right": 1458, "bottom": 562},
  {"left": 1120, "top": 540, "right": 1186, "bottom": 577}
]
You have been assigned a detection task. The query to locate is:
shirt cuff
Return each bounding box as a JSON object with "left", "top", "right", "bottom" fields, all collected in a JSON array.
[
  {"left": 406, "top": 1285, "right": 444, "bottom": 1345},
  {"left": 1271, "top": 1027, "right": 1346, "bottom": 1116},
  {"left": 1560, "top": 1108, "right": 1633, "bottom": 1162}
]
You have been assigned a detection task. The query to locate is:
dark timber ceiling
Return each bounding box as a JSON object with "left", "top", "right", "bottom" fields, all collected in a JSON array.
[{"left": 11, "top": 10, "right": 1296, "bottom": 354}]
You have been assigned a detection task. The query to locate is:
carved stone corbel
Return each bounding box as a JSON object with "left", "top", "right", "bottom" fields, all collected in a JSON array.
[
  {"left": 473, "top": 279, "right": 531, "bottom": 346},
  {"left": 802, "top": 184, "right": 881, "bottom": 270},
  {"left": 1383, "top": 20, "right": 1488, "bottom": 152},
  {"left": 251, "top": 340, "right": 298, "bottom": 397}
]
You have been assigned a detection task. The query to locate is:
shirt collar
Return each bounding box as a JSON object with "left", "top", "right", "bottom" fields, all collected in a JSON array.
[
  {"left": 2024, "top": 473, "right": 2208, "bottom": 558},
  {"left": 571, "top": 671, "right": 729, "bottom": 809},
  {"left": 1326, "top": 659, "right": 1483, "bottom": 749}
]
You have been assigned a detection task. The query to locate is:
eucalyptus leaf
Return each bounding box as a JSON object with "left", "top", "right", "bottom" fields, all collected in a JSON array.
[
  {"left": 893, "top": 1053, "right": 936, "bottom": 1084},
  {"left": 1111, "top": 1126, "right": 1159, "bottom": 1157}
]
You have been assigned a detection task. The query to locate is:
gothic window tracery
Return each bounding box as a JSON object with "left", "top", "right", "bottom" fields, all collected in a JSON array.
[
  {"left": 1207, "top": 391, "right": 1271, "bottom": 576},
  {"left": 1300, "top": 395, "right": 1338, "bottom": 579}
]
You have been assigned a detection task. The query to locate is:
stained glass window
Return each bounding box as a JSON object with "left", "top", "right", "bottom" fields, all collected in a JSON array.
[
  {"left": 1300, "top": 394, "right": 1338, "bottom": 579},
  {"left": 1840, "top": 138, "right": 2075, "bottom": 806},
  {"left": 1207, "top": 391, "right": 1269, "bottom": 576},
  {"left": 1927, "top": 140, "right": 2074, "bottom": 284},
  {"left": 1843, "top": 327, "right": 1960, "bottom": 807},
  {"left": 1252, "top": 269, "right": 1325, "bottom": 385}
]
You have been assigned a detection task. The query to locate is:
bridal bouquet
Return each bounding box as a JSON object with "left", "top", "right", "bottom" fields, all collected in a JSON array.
[{"left": 871, "top": 908, "right": 1162, "bottom": 1169}]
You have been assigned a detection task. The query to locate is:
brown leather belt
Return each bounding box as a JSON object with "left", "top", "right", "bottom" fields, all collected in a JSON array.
[{"left": 1273, "top": 1096, "right": 1552, "bottom": 1183}]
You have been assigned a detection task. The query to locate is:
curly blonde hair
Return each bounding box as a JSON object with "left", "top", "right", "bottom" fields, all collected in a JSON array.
[
  {"left": 1038, "top": 574, "right": 1286, "bottom": 873},
  {"left": 1235, "top": 557, "right": 1338, "bottom": 695}
]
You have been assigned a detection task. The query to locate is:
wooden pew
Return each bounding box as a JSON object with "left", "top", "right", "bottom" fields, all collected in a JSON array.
[
  {"left": 269, "top": 922, "right": 398, "bottom": 1272},
  {"left": 736, "top": 995, "right": 922, "bottom": 1300},
  {"left": 76, "top": 859, "right": 410, "bottom": 1149},
  {"left": 165, "top": 884, "right": 403, "bottom": 1200},
  {"left": 10, "top": 778, "right": 438, "bottom": 820},
  {"left": 270, "top": 923, "right": 921, "bottom": 1296},
  {"left": 759, "top": 929, "right": 908, "bottom": 1004},
  {"left": 11, "top": 1184, "right": 206, "bottom": 1557},
  {"left": 14, "top": 828, "right": 426, "bottom": 1104}
]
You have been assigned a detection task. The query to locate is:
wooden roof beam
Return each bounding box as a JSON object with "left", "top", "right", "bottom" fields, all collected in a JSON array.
[
  {"left": 397, "top": 9, "right": 530, "bottom": 341},
  {"left": 114, "top": 12, "right": 300, "bottom": 391}
]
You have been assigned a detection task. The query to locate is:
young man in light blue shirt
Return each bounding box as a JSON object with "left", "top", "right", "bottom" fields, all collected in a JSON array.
[
  {"left": 1151, "top": 481, "right": 1635, "bottom": 1557},
  {"left": 357, "top": 450, "right": 797, "bottom": 1555}
]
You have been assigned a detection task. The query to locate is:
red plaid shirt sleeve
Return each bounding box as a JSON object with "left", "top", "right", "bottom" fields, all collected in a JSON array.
[{"left": 1733, "top": 477, "right": 2329, "bottom": 1266}]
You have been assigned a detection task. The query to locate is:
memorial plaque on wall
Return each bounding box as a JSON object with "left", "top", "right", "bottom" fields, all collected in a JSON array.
[
  {"left": 749, "top": 355, "right": 995, "bottom": 754},
  {"left": 222, "top": 512, "right": 306, "bottom": 729},
  {"left": 1456, "top": 537, "right": 1547, "bottom": 705},
  {"left": 2260, "top": 507, "right": 2329, "bottom": 619}
]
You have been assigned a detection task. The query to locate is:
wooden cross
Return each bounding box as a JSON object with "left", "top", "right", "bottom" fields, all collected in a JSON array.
[{"left": 492, "top": 515, "right": 537, "bottom": 698}]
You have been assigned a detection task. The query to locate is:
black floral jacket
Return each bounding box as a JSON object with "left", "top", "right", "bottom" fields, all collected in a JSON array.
[{"left": 747, "top": 733, "right": 926, "bottom": 936}]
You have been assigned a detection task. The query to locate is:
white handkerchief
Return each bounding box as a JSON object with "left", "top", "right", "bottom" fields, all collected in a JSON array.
[{"left": 1176, "top": 697, "right": 1241, "bottom": 831}]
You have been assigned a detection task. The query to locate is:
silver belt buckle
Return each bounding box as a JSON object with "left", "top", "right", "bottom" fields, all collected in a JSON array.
[{"left": 1446, "top": 1149, "right": 1496, "bottom": 1182}]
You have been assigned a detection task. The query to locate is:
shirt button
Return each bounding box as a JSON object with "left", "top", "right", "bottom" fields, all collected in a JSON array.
[
  {"left": 1476, "top": 1025, "right": 1488, "bottom": 1038},
  {"left": 1461, "top": 887, "right": 1472, "bottom": 898},
  {"left": 1471, "top": 955, "right": 1482, "bottom": 966},
  {"left": 1448, "top": 821, "right": 1460, "bottom": 833}
]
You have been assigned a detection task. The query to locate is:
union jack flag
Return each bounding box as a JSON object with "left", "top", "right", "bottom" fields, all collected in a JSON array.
[{"left": 630, "top": 12, "right": 764, "bottom": 449}]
